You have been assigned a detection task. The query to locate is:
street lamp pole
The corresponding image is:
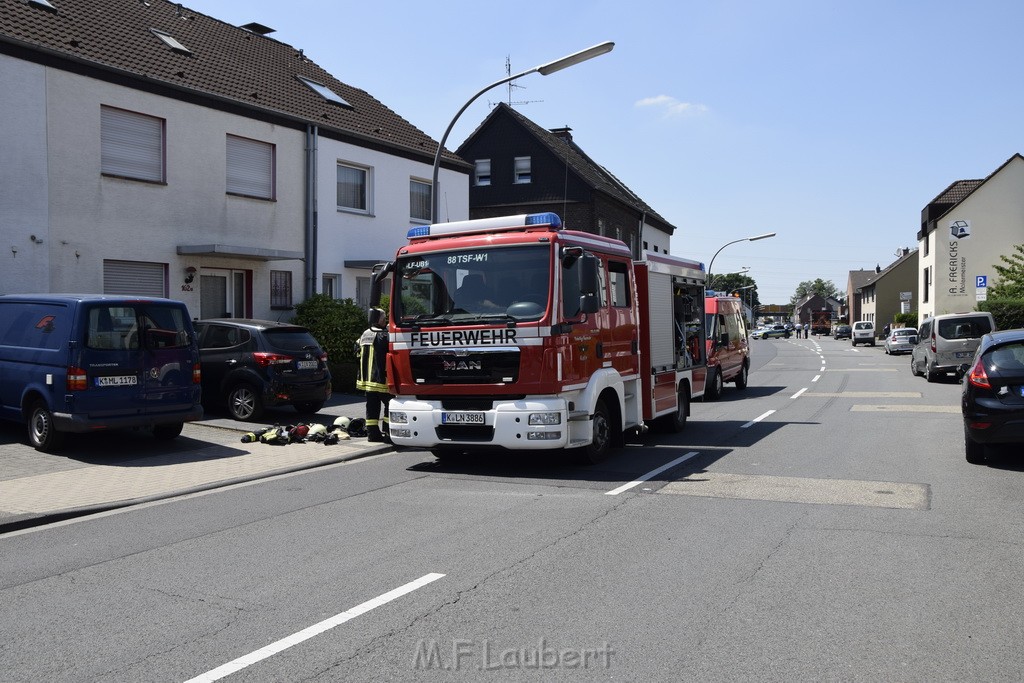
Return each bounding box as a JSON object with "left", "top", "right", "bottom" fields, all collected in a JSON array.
[
  {"left": 706, "top": 232, "right": 776, "bottom": 279},
  {"left": 430, "top": 41, "right": 615, "bottom": 222}
]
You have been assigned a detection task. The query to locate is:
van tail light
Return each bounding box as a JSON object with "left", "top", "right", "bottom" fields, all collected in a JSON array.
[
  {"left": 67, "top": 366, "right": 88, "bottom": 391},
  {"left": 252, "top": 352, "right": 293, "bottom": 368},
  {"left": 967, "top": 357, "right": 990, "bottom": 389},
  {"left": 193, "top": 362, "right": 202, "bottom": 384},
  {"left": 930, "top": 330, "right": 936, "bottom": 353}
]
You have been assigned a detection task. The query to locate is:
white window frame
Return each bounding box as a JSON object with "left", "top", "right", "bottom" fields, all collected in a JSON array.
[
  {"left": 321, "top": 274, "right": 340, "bottom": 298},
  {"left": 100, "top": 106, "right": 165, "bottom": 183},
  {"left": 226, "top": 134, "right": 275, "bottom": 199},
  {"left": 513, "top": 156, "right": 532, "bottom": 184},
  {"left": 410, "top": 178, "right": 431, "bottom": 222},
  {"left": 337, "top": 162, "right": 372, "bottom": 214},
  {"left": 475, "top": 159, "right": 491, "bottom": 186}
]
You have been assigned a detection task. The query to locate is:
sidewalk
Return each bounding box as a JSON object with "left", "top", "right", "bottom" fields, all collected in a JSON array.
[{"left": 0, "top": 393, "right": 393, "bottom": 534}]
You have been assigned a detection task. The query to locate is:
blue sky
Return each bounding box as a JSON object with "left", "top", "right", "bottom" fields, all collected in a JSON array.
[{"left": 185, "top": 0, "right": 1024, "bottom": 303}]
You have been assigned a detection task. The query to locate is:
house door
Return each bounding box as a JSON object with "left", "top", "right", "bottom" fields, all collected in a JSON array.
[{"left": 200, "top": 268, "right": 249, "bottom": 318}]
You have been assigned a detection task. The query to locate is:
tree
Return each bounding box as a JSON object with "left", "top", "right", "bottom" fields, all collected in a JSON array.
[
  {"left": 790, "top": 278, "right": 841, "bottom": 306},
  {"left": 989, "top": 244, "right": 1024, "bottom": 299}
]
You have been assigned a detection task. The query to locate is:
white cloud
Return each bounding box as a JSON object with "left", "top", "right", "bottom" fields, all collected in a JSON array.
[{"left": 635, "top": 95, "right": 708, "bottom": 117}]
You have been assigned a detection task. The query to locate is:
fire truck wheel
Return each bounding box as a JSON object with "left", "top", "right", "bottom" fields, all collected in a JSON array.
[
  {"left": 735, "top": 363, "right": 748, "bottom": 390},
  {"left": 704, "top": 368, "right": 723, "bottom": 401},
  {"left": 578, "top": 399, "right": 612, "bottom": 464},
  {"left": 659, "top": 387, "right": 689, "bottom": 433}
]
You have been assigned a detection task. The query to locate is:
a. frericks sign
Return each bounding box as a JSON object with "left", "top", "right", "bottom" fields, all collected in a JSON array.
[{"left": 947, "top": 220, "right": 971, "bottom": 297}]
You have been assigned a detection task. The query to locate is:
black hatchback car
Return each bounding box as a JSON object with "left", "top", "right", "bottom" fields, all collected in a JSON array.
[
  {"left": 194, "top": 319, "right": 332, "bottom": 421},
  {"left": 961, "top": 329, "right": 1024, "bottom": 464}
]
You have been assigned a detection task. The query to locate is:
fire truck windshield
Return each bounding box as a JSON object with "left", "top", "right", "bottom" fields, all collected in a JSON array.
[{"left": 395, "top": 245, "right": 550, "bottom": 325}]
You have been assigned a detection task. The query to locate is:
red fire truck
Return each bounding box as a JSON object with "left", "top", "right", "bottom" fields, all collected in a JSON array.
[{"left": 369, "top": 212, "right": 707, "bottom": 463}]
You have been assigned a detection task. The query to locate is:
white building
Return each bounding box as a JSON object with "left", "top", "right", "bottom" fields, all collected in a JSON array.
[
  {"left": 0, "top": 0, "right": 469, "bottom": 319},
  {"left": 917, "top": 153, "right": 1024, "bottom": 319}
]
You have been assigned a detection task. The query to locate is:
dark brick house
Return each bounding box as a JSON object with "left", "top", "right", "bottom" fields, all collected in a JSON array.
[{"left": 456, "top": 103, "right": 676, "bottom": 258}]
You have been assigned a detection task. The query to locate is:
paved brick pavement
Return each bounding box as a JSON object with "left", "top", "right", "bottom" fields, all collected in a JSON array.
[{"left": 0, "top": 394, "right": 393, "bottom": 533}]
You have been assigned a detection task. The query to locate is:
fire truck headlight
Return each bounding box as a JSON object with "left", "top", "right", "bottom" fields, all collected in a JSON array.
[
  {"left": 529, "top": 412, "right": 561, "bottom": 426},
  {"left": 390, "top": 411, "right": 408, "bottom": 424},
  {"left": 390, "top": 428, "right": 412, "bottom": 438},
  {"left": 527, "top": 431, "right": 562, "bottom": 441}
]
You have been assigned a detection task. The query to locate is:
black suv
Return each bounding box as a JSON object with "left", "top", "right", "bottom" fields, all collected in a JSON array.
[{"left": 194, "top": 319, "right": 332, "bottom": 421}]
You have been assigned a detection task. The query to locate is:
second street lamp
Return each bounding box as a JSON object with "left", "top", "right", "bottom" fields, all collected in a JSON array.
[
  {"left": 430, "top": 41, "right": 614, "bottom": 222},
  {"left": 706, "top": 232, "right": 776, "bottom": 280}
]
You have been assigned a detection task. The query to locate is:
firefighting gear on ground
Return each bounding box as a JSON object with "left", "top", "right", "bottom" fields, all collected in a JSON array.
[{"left": 239, "top": 415, "right": 383, "bottom": 446}]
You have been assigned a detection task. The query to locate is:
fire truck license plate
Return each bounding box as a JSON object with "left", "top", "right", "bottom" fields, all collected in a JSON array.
[{"left": 442, "top": 411, "right": 484, "bottom": 425}]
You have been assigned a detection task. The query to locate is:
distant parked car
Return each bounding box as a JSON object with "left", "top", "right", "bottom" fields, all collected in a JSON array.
[
  {"left": 884, "top": 327, "right": 918, "bottom": 355},
  {"left": 833, "top": 324, "right": 851, "bottom": 340},
  {"left": 194, "top": 319, "right": 332, "bottom": 421},
  {"left": 762, "top": 324, "right": 789, "bottom": 339},
  {"left": 961, "top": 329, "right": 1024, "bottom": 464}
]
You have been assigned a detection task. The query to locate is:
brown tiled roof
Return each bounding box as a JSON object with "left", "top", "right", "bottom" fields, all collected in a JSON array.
[
  {"left": 928, "top": 179, "right": 983, "bottom": 205},
  {"left": 0, "top": 0, "right": 467, "bottom": 166},
  {"left": 467, "top": 103, "right": 676, "bottom": 233}
]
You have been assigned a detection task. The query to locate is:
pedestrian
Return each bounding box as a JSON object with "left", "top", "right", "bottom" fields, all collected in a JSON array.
[
  {"left": 803, "top": 322, "right": 809, "bottom": 339},
  {"left": 356, "top": 308, "right": 391, "bottom": 443}
]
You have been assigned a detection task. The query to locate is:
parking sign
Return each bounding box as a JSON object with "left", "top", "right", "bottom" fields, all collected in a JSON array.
[{"left": 976, "top": 275, "right": 988, "bottom": 289}]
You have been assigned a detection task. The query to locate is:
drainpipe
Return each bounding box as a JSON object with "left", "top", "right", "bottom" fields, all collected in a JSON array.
[
  {"left": 637, "top": 211, "right": 646, "bottom": 259},
  {"left": 304, "top": 124, "right": 319, "bottom": 299}
]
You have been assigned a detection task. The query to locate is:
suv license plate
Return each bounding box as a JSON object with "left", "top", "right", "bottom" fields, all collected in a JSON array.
[
  {"left": 296, "top": 360, "right": 318, "bottom": 370},
  {"left": 442, "top": 411, "right": 484, "bottom": 425},
  {"left": 95, "top": 375, "right": 137, "bottom": 387},
  {"left": 955, "top": 351, "right": 972, "bottom": 358}
]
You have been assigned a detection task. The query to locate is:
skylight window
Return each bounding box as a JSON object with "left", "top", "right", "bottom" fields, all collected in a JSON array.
[
  {"left": 150, "top": 28, "right": 191, "bottom": 55},
  {"left": 297, "top": 76, "right": 352, "bottom": 108},
  {"left": 28, "top": 0, "right": 58, "bottom": 12}
]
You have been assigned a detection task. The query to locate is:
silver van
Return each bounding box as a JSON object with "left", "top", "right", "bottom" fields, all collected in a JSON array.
[{"left": 911, "top": 312, "right": 996, "bottom": 382}]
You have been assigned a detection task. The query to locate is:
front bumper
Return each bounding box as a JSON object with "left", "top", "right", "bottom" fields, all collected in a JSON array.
[{"left": 388, "top": 396, "right": 570, "bottom": 450}]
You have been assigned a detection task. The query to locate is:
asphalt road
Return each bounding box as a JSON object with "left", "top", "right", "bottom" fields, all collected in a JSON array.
[{"left": 1, "top": 336, "right": 1022, "bottom": 682}]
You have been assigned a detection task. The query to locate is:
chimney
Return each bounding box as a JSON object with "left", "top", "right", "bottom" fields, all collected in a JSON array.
[
  {"left": 875, "top": 264, "right": 881, "bottom": 273},
  {"left": 550, "top": 126, "right": 573, "bottom": 142}
]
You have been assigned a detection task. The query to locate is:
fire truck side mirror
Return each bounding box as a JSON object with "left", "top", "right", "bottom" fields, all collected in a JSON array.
[{"left": 367, "top": 307, "right": 386, "bottom": 329}]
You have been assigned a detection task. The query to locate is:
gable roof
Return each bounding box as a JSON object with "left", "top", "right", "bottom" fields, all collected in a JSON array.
[
  {"left": 0, "top": 0, "right": 467, "bottom": 167},
  {"left": 859, "top": 248, "right": 918, "bottom": 289},
  {"left": 919, "top": 153, "right": 1023, "bottom": 238},
  {"left": 461, "top": 103, "right": 676, "bottom": 234}
]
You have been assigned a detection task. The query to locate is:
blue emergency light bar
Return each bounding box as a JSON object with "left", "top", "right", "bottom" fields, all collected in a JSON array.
[{"left": 407, "top": 212, "right": 562, "bottom": 240}]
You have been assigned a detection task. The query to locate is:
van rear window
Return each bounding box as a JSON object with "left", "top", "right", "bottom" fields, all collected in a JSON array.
[
  {"left": 938, "top": 316, "right": 993, "bottom": 340},
  {"left": 86, "top": 305, "right": 190, "bottom": 350}
]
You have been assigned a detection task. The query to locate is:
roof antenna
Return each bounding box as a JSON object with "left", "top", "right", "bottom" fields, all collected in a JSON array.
[{"left": 488, "top": 56, "right": 543, "bottom": 109}]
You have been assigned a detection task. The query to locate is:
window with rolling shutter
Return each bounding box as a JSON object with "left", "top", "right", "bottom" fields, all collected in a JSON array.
[
  {"left": 226, "top": 135, "right": 275, "bottom": 199},
  {"left": 101, "top": 106, "right": 165, "bottom": 182},
  {"left": 103, "top": 260, "right": 167, "bottom": 297}
]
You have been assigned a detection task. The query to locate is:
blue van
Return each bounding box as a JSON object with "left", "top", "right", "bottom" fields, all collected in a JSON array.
[{"left": 0, "top": 294, "right": 203, "bottom": 452}]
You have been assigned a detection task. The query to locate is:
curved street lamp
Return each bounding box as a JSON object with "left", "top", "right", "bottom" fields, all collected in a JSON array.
[
  {"left": 430, "top": 41, "right": 615, "bottom": 222},
  {"left": 706, "top": 232, "right": 776, "bottom": 279}
]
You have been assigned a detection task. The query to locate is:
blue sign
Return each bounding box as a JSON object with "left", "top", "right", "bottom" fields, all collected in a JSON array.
[{"left": 976, "top": 275, "right": 988, "bottom": 289}]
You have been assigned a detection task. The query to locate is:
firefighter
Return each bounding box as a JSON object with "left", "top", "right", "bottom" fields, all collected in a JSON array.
[{"left": 356, "top": 308, "right": 391, "bottom": 443}]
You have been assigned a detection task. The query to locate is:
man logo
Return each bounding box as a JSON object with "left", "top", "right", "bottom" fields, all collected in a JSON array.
[
  {"left": 443, "top": 359, "right": 481, "bottom": 371},
  {"left": 950, "top": 220, "right": 971, "bottom": 240}
]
